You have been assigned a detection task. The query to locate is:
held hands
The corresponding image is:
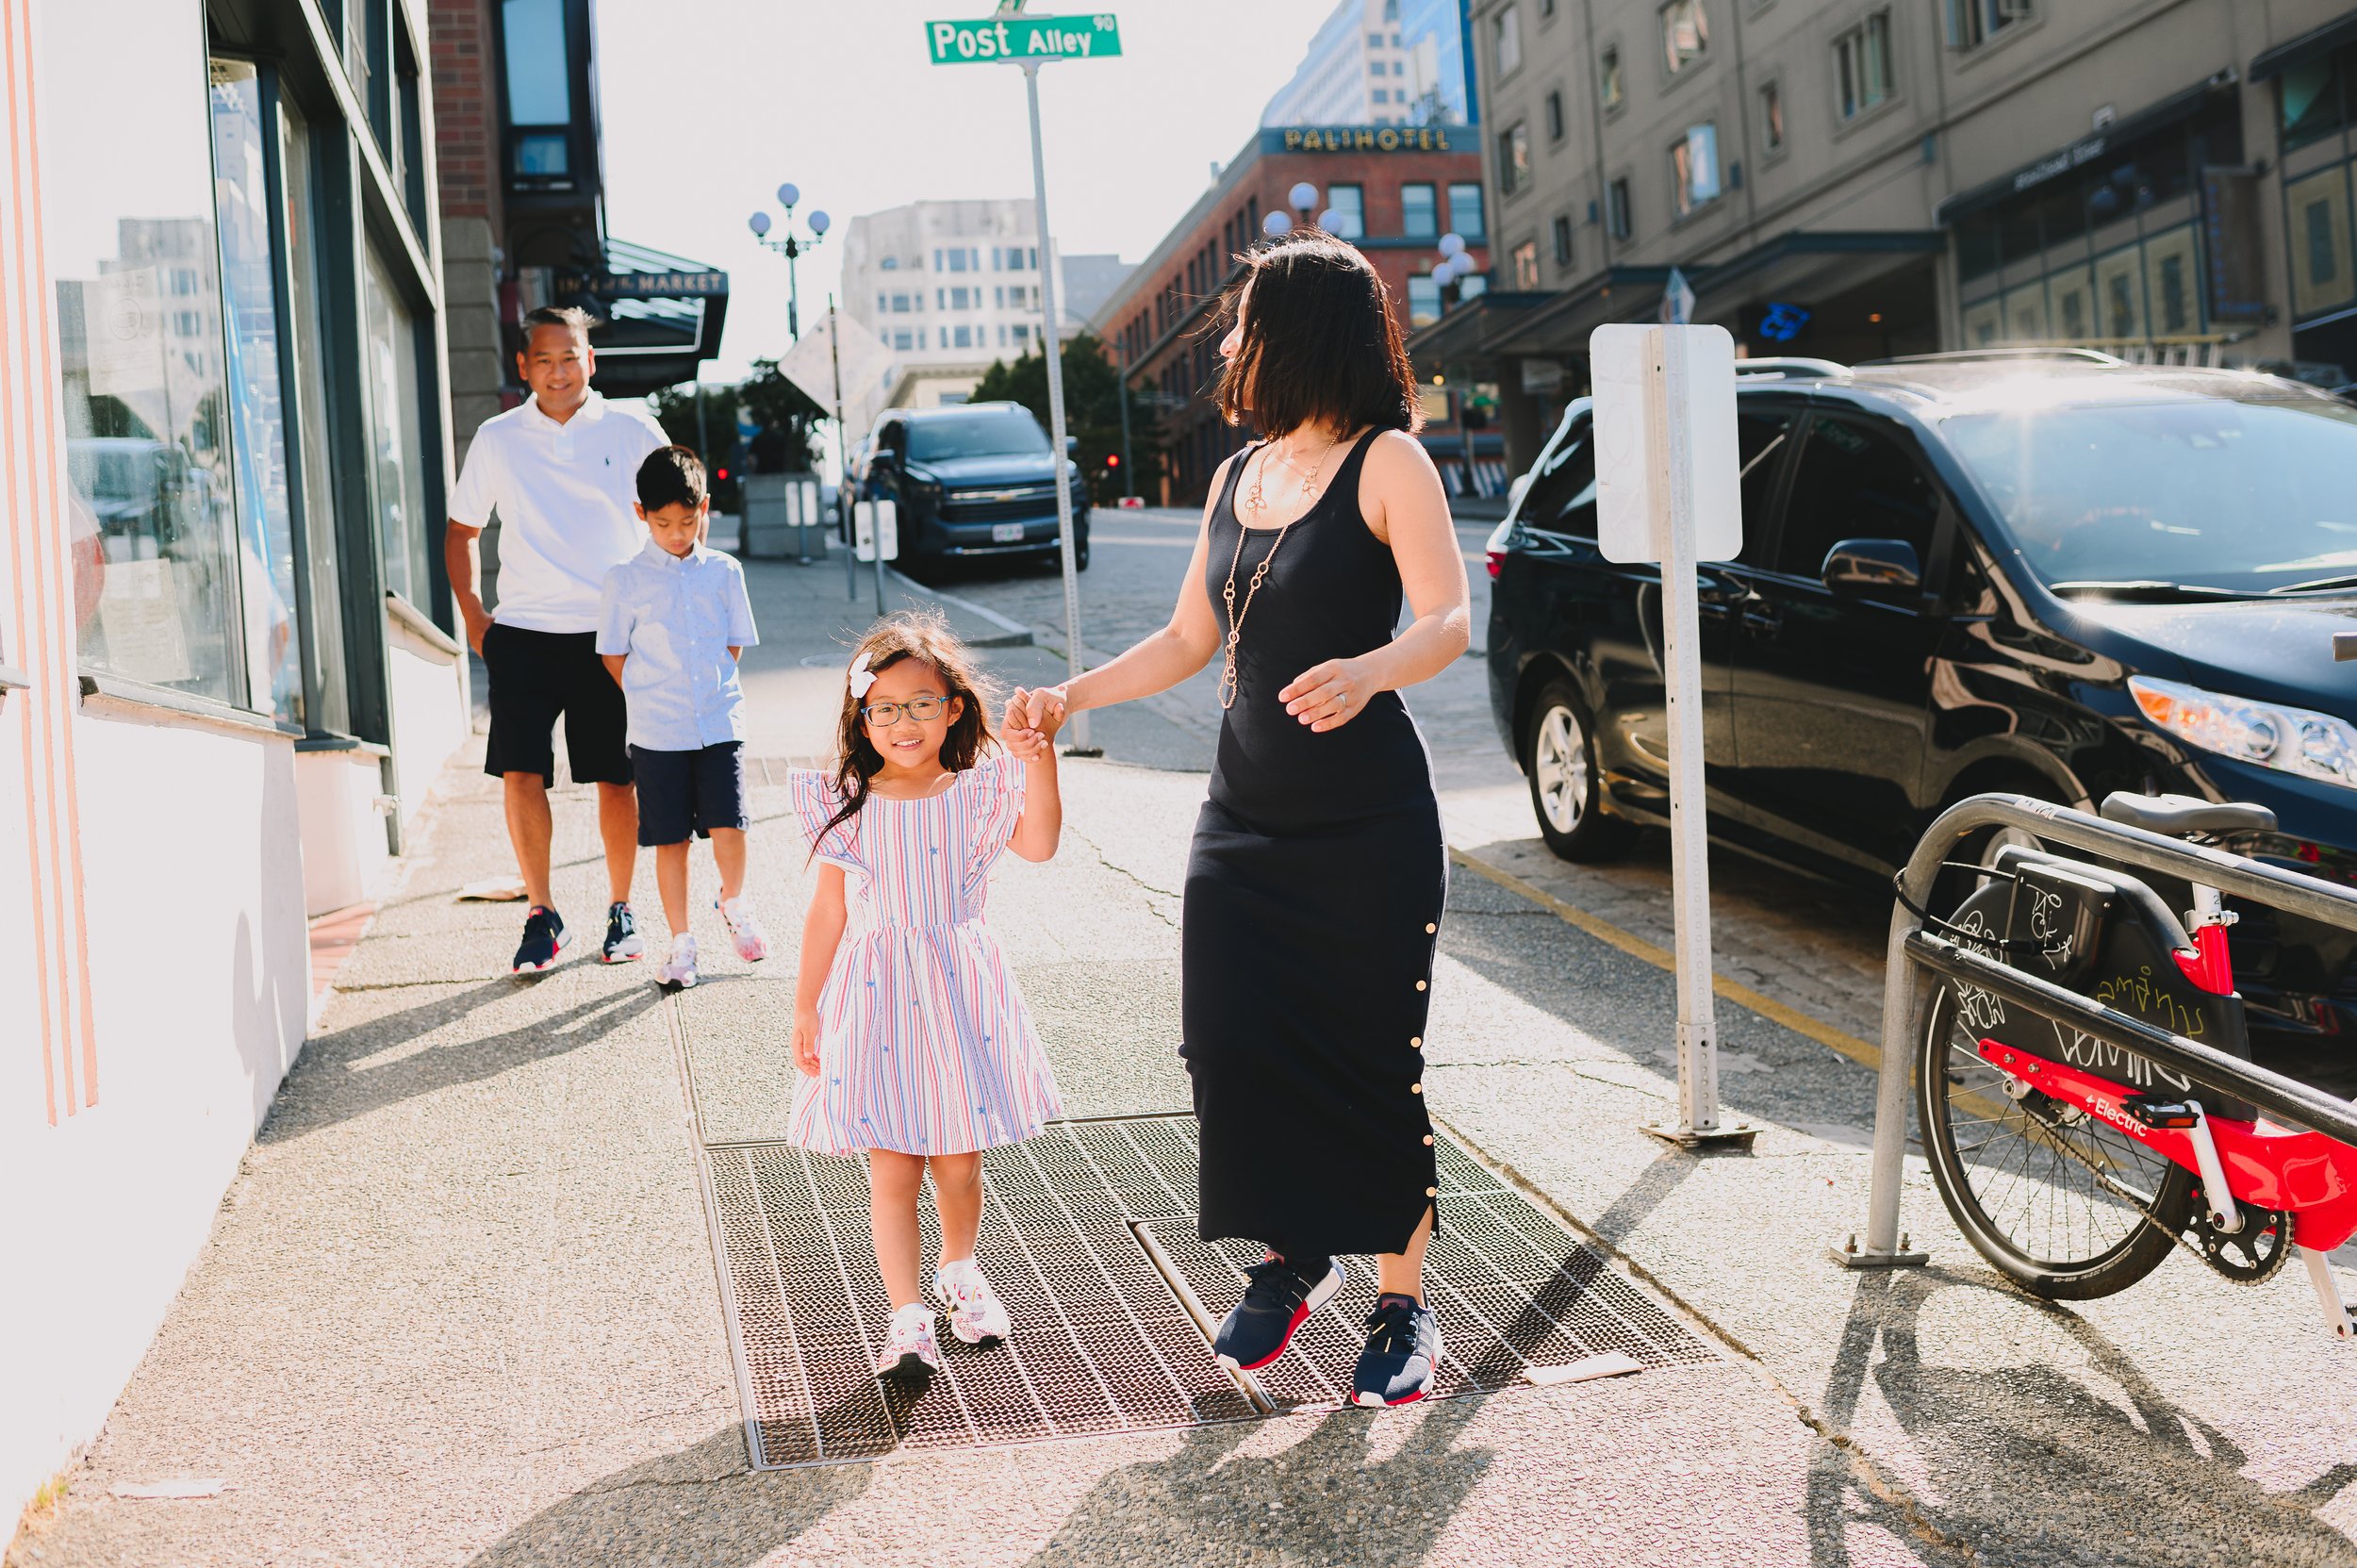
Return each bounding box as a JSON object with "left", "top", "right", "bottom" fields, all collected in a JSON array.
[
  {"left": 1003, "top": 685, "right": 1069, "bottom": 761},
  {"left": 791, "top": 1007, "right": 821, "bottom": 1077},
  {"left": 1279, "top": 656, "right": 1376, "bottom": 733}
]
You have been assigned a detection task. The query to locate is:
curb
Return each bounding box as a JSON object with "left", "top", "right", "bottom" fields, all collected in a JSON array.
[{"left": 887, "top": 568, "right": 1035, "bottom": 649}]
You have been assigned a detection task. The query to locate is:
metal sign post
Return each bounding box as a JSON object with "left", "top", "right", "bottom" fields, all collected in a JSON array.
[
  {"left": 1591, "top": 322, "right": 1756, "bottom": 1150},
  {"left": 929, "top": 3, "right": 1112, "bottom": 753}
]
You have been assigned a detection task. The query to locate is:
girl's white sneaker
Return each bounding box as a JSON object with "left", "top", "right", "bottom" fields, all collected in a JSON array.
[
  {"left": 933, "top": 1258, "right": 1013, "bottom": 1345},
  {"left": 718, "top": 896, "right": 771, "bottom": 963},
  {"left": 875, "top": 1303, "right": 942, "bottom": 1378},
  {"left": 654, "top": 933, "right": 698, "bottom": 990}
]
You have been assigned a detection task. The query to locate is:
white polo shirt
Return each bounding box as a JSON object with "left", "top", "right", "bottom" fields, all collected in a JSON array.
[{"left": 448, "top": 390, "right": 668, "bottom": 634}]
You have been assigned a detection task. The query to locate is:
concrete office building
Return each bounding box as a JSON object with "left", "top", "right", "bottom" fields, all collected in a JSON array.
[
  {"left": 1, "top": 0, "right": 478, "bottom": 1527},
  {"left": 1425, "top": 0, "right": 2357, "bottom": 479}
]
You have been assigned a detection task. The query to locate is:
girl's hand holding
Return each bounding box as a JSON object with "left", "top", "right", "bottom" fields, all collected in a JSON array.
[
  {"left": 1020, "top": 684, "right": 1069, "bottom": 737},
  {"left": 1003, "top": 691, "right": 1051, "bottom": 762},
  {"left": 791, "top": 1008, "right": 821, "bottom": 1077},
  {"left": 1280, "top": 657, "right": 1375, "bottom": 732}
]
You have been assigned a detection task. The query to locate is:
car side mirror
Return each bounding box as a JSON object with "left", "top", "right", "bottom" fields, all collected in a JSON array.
[{"left": 1821, "top": 537, "right": 1921, "bottom": 598}]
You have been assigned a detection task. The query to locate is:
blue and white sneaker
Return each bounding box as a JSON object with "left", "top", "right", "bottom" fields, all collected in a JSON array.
[
  {"left": 512, "top": 906, "right": 568, "bottom": 974},
  {"left": 602, "top": 901, "right": 644, "bottom": 963},
  {"left": 1212, "top": 1254, "right": 1344, "bottom": 1373},
  {"left": 1352, "top": 1294, "right": 1441, "bottom": 1408}
]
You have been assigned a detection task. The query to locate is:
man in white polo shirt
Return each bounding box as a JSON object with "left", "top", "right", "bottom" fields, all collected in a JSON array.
[{"left": 445, "top": 305, "right": 668, "bottom": 974}]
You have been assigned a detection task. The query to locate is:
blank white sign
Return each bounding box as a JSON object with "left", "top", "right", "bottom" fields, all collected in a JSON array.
[
  {"left": 854, "top": 500, "right": 899, "bottom": 562},
  {"left": 1591, "top": 323, "right": 1742, "bottom": 565}
]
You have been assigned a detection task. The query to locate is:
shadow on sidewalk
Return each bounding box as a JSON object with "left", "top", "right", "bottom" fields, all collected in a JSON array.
[
  {"left": 260, "top": 978, "right": 663, "bottom": 1140},
  {"left": 1809, "top": 1267, "right": 2357, "bottom": 1566}
]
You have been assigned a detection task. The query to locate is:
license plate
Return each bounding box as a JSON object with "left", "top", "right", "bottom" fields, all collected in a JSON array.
[{"left": 991, "top": 522, "right": 1025, "bottom": 543}]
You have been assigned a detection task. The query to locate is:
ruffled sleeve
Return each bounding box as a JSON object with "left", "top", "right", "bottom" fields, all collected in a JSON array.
[
  {"left": 960, "top": 753, "right": 1028, "bottom": 884},
  {"left": 790, "top": 767, "right": 863, "bottom": 872}
]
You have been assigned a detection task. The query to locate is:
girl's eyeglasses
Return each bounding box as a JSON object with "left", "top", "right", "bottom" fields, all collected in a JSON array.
[{"left": 860, "top": 696, "right": 948, "bottom": 726}]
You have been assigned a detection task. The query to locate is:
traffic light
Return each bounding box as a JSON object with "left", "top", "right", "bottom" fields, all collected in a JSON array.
[
  {"left": 716, "top": 467, "right": 730, "bottom": 482},
  {"left": 1104, "top": 454, "right": 1121, "bottom": 470}
]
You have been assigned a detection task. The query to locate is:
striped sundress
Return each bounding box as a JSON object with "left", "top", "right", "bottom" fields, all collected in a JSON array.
[{"left": 786, "top": 754, "right": 1063, "bottom": 1158}]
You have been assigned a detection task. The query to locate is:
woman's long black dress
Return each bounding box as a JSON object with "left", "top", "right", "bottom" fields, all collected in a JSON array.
[{"left": 1184, "top": 430, "right": 1445, "bottom": 1262}]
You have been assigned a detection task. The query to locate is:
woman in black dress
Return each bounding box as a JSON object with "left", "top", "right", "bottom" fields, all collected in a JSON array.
[{"left": 1011, "top": 234, "right": 1471, "bottom": 1407}]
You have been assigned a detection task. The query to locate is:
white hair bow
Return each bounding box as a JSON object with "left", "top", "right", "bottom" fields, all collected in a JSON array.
[{"left": 848, "top": 652, "right": 877, "bottom": 701}]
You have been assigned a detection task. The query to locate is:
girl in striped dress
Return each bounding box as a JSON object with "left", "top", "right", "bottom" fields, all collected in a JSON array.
[{"left": 788, "top": 613, "right": 1065, "bottom": 1378}]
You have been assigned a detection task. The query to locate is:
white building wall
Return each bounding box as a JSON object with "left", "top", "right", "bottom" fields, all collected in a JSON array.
[{"left": 843, "top": 198, "right": 1075, "bottom": 412}]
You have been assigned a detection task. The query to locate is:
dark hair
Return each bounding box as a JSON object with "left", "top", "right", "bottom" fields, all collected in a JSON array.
[
  {"left": 1213, "top": 234, "right": 1422, "bottom": 438},
  {"left": 520, "top": 304, "right": 600, "bottom": 342},
  {"left": 636, "top": 445, "right": 707, "bottom": 511},
  {"left": 813, "top": 610, "right": 999, "bottom": 854}
]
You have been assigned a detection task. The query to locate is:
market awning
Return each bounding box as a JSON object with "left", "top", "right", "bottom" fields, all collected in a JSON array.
[
  {"left": 2252, "top": 12, "right": 2357, "bottom": 81},
  {"left": 1689, "top": 229, "right": 1943, "bottom": 311},
  {"left": 1403, "top": 290, "right": 1549, "bottom": 371},
  {"left": 1480, "top": 266, "right": 1676, "bottom": 356},
  {"left": 569, "top": 239, "right": 729, "bottom": 398}
]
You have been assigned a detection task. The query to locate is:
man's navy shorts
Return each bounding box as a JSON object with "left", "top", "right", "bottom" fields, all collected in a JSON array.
[
  {"left": 482, "top": 623, "right": 632, "bottom": 786},
  {"left": 631, "top": 742, "right": 749, "bottom": 846}
]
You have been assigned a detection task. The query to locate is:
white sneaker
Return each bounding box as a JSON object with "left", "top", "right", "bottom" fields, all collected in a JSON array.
[
  {"left": 654, "top": 933, "right": 698, "bottom": 990},
  {"left": 718, "top": 896, "right": 771, "bottom": 963},
  {"left": 875, "top": 1303, "right": 942, "bottom": 1378},
  {"left": 933, "top": 1258, "right": 1013, "bottom": 1345}
]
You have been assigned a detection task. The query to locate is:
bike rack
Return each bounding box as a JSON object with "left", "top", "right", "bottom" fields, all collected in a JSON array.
[{"left": 1838, "top": 792, "right": 2357, "bottom": 1329}]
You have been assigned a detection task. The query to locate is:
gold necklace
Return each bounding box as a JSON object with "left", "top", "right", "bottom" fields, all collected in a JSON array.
[{"left": 1219, "top": 433, "right": 1339, "bottom": 709}]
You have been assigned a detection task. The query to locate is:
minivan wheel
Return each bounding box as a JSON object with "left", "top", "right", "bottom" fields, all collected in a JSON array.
[{"left": 1525, "top": 682, "right": 1632, "bottom": 862}]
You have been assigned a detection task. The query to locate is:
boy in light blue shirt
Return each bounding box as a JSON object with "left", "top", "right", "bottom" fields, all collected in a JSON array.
[{"left": 597, "top": 446, "right": 765, "bottom": 989}]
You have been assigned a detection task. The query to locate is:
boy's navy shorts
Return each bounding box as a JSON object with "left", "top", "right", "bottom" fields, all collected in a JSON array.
[{"left": 630, "top": 742, "right": 749, "bottom": 846}]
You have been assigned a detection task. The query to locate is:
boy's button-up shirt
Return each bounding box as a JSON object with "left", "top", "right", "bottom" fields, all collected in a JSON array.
[
  {"left": 447, "top": 390, "right": 668, "bottom": 634},
  {"left": 596, "top": 540, "right": 761, "bottom": 752}
]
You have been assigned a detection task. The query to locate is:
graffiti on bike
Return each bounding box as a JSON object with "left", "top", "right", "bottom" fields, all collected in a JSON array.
[
  {"left": 1950, "top": 907, "right": 2007, "bottom": 1032},
  {"left": 2092, "top": 965, "right": 2207, "bottom": 1037},
  {"left": 2053, "top": 1026, "right": 2193, "bottom": 1092}
]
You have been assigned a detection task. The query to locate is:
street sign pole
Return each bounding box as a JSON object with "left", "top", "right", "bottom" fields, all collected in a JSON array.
[
  {"left": 1591, "top": 322, "right": 1756, "bottom": 1151},
  {"left": 1019, "top": 58, "right": 1095, "bottom": 754},
  {"left": 829, "top": 295, "right": 858, "bottom": 604}
]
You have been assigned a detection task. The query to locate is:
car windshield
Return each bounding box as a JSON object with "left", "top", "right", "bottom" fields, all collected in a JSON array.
[
  {"left": 1942, "top": 395, "right": 2357, "bottom": 595},
  {"left": 906, "top": 409, "right": 1050, "bottom": 462}
]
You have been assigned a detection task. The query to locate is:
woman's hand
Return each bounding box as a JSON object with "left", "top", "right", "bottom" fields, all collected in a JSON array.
[
  {"left": 1280, "top": 656, "right": 1376, "bottom": 732},
  {"left": 1018, "top": 684, "right": 1070, "bottom": 737},
  {"left": 792, "top": 1008, "right": 821, "bottom": 1077}
]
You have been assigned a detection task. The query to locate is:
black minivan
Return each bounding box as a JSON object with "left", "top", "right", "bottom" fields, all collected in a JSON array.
[
  {"left": 1486, "top": 350, "right": 2357, "bottom": 1039},
  {"left": 861, "top": 402, "right": 1090, "bottom": 576}
]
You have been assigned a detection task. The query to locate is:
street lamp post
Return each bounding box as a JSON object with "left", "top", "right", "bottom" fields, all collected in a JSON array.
[
  {"left": 747, "top": 183, "right": 832, "bottom": 343},
  {"left": 1427, "top": 234, "right": 1482, "bottom": 500}
]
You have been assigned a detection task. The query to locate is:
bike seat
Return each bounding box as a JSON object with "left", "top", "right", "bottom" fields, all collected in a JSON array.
[{"left": 2099, "top": 791, "right": 2277, "bottom": 838}]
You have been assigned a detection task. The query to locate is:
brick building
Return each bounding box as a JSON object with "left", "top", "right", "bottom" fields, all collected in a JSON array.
[{"left": 1094, "top": 124, "right": 1497, "bottom": 507}]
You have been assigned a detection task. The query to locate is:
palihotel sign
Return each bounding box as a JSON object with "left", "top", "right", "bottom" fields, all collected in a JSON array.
[{"left": 1263, "top": 124, "right": 1461, "bottom": 155}]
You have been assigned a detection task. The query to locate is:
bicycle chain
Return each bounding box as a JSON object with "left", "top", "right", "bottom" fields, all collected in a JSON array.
[{"left": 2014, "top": 1098, "right": 2287, "bottom": 1284}]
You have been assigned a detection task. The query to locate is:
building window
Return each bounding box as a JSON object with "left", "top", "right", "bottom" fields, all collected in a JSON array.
[
  {"left": 1672, "top": 124, "right": 1721, "bottom": 217},
  {"left": 1402, "top": 182, "right": 1439, "bottom": 239},
  {"left": 1760, "top": 80, "right": 1785, "bottom": 153},
  {"left": 1499, "top": 123, "right": 1532, "bottom": 197},
  {"left": 1408, "top": 273, "right": 1442, "bottom": 327},
  {"left": 1836, "top": 12, "right": 1893, "bottom": 122},
  {"left": 1608, "top": 177, "right": 1633, "bottom": 239},
  {"left": 277, "top": 93, "right": 351, "bottom": 733},
  {"left": 881, "top": 256, "right": 900, "bottom": 271},
  {"left": 1374, "top": 88, "right": 1390, "bottom": 105},
  {"left": 1450, "top": 182, "right": 1487, "bottom": 239},
  {"left": 1325, "top": 183, "right": 1365, "bottom": 238},
  {"left": 503, "top": 0, "right": 572, "bottom": 181},
  {"left": 1545, "top": 89, "right": 1565, "bottom": 142},
  {"left": 1660, "top": 1, "right": 1707, "bottom": 75},
  {"left": 1947, "top": 0, "right": 2032, "bottom": 50},
  {"left": 2282, "top": 55, "right": 2349, "bottom": 153},
  {"left": 1601, "top": 45, "right": 1624, "bottom": 108},
  {"left": 361, "top": 248, "right": 431, "bottom": 612},
  {"left": 1511, "top": 240, "right": 1541, "bottom": 289},
  {"left": 2290, "top": 168, "right": 2355, "bottom": 316},
  {"left": 1552, "top": 213, "right": 1574, "bottom": 268},
  {"left": 1495, "top": 5, "right": 1522, "bottom": 77}
]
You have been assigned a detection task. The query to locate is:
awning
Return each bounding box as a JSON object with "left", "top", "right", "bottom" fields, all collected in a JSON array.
[
  {"left": 568, "top": 239, "right": 730, "bottom": 398},
  {"left": 1689, "top": 229, "right": 1943, "bottom": 310},
  {"left": 1481, "top": 266, "right": 1675, "bottom": 356},
  {"left": 1933, "top": 73, "right": 2237, "bottom": 226},
  {"left": 2251, "top": 9, "right": 2357, "bottom": 81},
  {"left": 1403, "top": 290, "right": 1549, "bottom": 371}
]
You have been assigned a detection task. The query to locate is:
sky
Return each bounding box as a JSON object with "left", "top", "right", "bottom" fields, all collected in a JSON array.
[{"left": 594, "top": 0, "right": 1341, "bottom": 383}]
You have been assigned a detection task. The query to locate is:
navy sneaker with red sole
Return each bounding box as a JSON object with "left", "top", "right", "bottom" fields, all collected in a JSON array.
[
  {"left": 1212, "top": 1255, "right": 1344, "bottom": 1373},
  {"left": 1352, "top": 1295, "right": 1441, "bottom": 1407},
  {"left": 512, "top": 905, "right": 569, "bottom": 974}
]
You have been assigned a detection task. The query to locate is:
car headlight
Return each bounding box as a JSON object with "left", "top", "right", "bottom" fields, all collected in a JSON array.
[{"left": 2128, "top": 675, "right": 2357, "bottom": 790}]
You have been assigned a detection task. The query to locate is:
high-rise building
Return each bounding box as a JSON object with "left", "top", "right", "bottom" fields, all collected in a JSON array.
[{"left": 1262, "top": 0, "right": 1475, "bottom": 128}]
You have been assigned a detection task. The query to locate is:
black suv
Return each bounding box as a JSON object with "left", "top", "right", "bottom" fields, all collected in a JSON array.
[
  {"left": 1486, "top": 350, "right": 2357, "bottom": 1041},
  {"left": 861, "top": 402, "right": 1090, "bottom": 576}
]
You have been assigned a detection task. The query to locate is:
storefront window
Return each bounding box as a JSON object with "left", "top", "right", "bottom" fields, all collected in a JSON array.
[
  {"left": 209, "top": 59, "right": 303, "bottom": 727},
  {"left": 363, "top": 251, "right": 432, "bottom": 610},
  {"left": 280, "top": 97, "right": 352, "bottom": 734},
  {"left": 43, "top": 0, "right": 249, "bottom": 705}
]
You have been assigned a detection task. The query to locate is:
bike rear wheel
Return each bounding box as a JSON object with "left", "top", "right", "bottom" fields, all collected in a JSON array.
[{"left": 1916, "top": 976, "right": 2194, "bottom": 1300}]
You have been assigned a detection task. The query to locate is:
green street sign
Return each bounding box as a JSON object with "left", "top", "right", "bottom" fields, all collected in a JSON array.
[{"left": 925, "top": 13, "right": 1122, "bottom": 64}]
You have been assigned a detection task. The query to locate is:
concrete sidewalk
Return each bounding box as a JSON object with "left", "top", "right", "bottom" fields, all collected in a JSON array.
[{"left": 14, "top": 545, "right": 2357, "bottom": 1567}]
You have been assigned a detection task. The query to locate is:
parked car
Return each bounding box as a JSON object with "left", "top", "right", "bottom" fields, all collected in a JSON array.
[
  {"left": 1486, "top": 349, "right": 2357, "bottom": 1043},
  {"left": 860, "top": 403, "right": 1090, "bottom": 576}
]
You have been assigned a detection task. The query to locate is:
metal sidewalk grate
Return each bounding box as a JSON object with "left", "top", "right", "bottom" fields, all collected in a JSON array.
[{"left": 707, "top": 1115, "right": 1714, "bottom": 1467}]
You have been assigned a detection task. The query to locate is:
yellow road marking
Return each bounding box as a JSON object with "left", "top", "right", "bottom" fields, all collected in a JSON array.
[{"left": 1448, "top": 848, "right": 1884, "bottom": 1073}]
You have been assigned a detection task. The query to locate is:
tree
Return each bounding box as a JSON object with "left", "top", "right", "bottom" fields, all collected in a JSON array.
[
  {"left": 971, "top": 332, "right": 1163, "bottom": 504},
  {"left": 647, "top": 358, "right": 826, "bottom": 514}
]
